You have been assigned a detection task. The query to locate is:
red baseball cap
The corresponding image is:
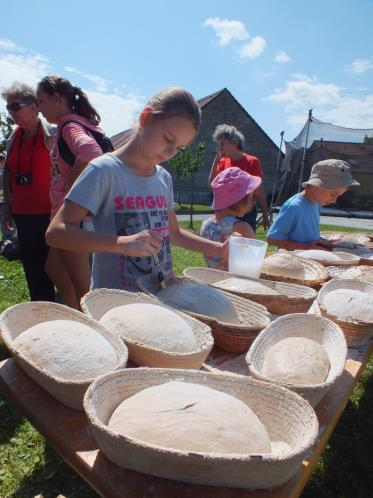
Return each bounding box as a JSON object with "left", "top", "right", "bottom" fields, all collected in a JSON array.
[{"left": 211, "top": 167, "right": 262, "bottom": 210}]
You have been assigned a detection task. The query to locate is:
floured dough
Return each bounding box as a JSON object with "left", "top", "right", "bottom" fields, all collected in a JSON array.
[
  {"left": 262, "top": 337, "right": 330, "bottom": 384},
  {"left": 297, "top": 250, "right": 340, "bottom": 262},
  {"left": 156, "top": 282, "right": 239, "bottom": 324},
  {"left": 261, "top": 254, "right": 305, "bottom": 279},
  {"left": 100, "top": 303, "right": 197, "bottom": 353},
  {"left": 108, "top": 381, "right": 271, "bottom": 454},
  {"left": 341, "top": 266, "right": 373, "bottom": 283},
  {"left": 323, "top": 289, "right": 373, "bottom": 322},
  {"left": 13, "top": 319, "right": 118, "bottom": 380},
  {"left": 214, "top": 277, "right": 279, "bottom": 296}
]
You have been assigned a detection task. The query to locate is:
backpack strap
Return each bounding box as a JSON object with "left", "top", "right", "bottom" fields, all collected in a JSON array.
[{"left": 57, "top": 120, "right": 112, "bottom": 167}]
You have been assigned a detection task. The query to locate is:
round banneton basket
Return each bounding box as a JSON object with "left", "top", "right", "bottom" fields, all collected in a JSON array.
[
  {"left": 327, "top": 265, "right": 373, "bottom": 282},
  {"left": 317, "top": 278, "right": 373, "bottom": 347},
  {"left": 358, "top": 252, "right": 373, "bottom": 266},
  {"left": 260, "top": 254, "right": 328, "bottom": 288},
  {"left": 81, "top": 288, "right": 213, "bottom": 369},
  {"left": 84, "top": 367, "right": 319, "bottom": 490},
  {"left": 183, "top": 266, "right": 317, "bottom": 315},
  {"left": 320, "top": 231, "right": 372, "bottom": 247},
  {"left": 136, "top": 274, "right": 271, "bottom": 354},
  {"left": 293, "top": 250, "right": 360, "bottom": 267},
  {"left": 0, "top": 301, "right": 128, "bottom": 410},
  {"left": 246, "top": 313, "right": 347, "bottom": 407}
]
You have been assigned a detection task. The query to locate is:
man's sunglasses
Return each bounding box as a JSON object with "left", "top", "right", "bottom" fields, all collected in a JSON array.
[{"left": 6, "top": 102, "right": 31, "bottom": 112}]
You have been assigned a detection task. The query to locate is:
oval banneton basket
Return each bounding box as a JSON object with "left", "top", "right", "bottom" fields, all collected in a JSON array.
[
  {"left": 81, "top": 288, "right": 213, "bottom": 369},
  {"left": 293, "top": 250, "right": 360, "bottom": 267},
  {"left": 260, "top": 254, "right": 328, "bottom": 288},
  {"left": 317, "top": 278, "right": 373, "bottom": 347},
  {"left": 327, "top": 265, "right": 373, "bottom": 282},
  {"left": 136, "top": 275, "right": 271, "bottom": 354},
  {"left": 183, "top": 266, "right": 317, "bottom": 315},
  {"left": 84, "top": 367, "right": 319, "bottom": 490},
  {"left": 320, "top": 231, "right": 372, "bottom": 246},
  {"left": 0, "top": 301, "right": 128, "bottom": 410},
  {"left": 246, "top": 313, "right": 347, "bottom": 407}
]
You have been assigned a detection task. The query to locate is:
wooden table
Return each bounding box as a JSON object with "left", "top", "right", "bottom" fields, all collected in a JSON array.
[{"left": 0, "top": 340, "right": 372, "bottom": 498}]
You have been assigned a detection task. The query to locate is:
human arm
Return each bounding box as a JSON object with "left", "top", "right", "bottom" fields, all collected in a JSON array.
[
  {"left": 267, "top": 237, "right": 331, "bottom": 251},
  {"left": 207, "top": 151, "right": 222, "bottom": 186},
  {"left": 232, "top": 221, "right": 256, "bottom": 239},
  {"left": 168, "top": 210, "right": 228, "bottom": 261},
  {"left": 62, "top": 123, "right": 103, "bottom": 190},
  {"left": 254, "top": 184, "right": 270, "bottom": 230},
  {"left": 46, "top": 200, "right": 163, "bottom": 256}
]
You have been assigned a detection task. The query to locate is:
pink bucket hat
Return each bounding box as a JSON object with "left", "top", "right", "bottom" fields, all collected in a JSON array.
[{"left": 211, "top": 167, "right": 262, "bottom": 210}]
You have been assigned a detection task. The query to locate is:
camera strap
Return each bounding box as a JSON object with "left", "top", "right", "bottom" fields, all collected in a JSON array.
[{"left": 16, "top": 120, "right": 40, "bottom": 176}]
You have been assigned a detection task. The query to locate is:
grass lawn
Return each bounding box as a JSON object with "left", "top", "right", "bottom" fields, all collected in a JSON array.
[{"left": 0, "top": 223, "right": 372, "bottom": 497}]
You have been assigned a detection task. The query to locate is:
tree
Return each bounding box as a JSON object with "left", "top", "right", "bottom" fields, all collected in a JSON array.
[
  {"left": 168, "top": 141, "right": 205, "bottom": 205},
  {"left": 0, "top": 112, "right": 14, "bottom": 154},
  {"left": 363, "top": 134, "right": 373, "bottom": 144}
]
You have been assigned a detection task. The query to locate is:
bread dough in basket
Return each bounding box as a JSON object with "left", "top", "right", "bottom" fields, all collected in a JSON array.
[
  {"left": 156, "top": 281, "right": 239, "bottom": 324},
  {"left": 296, "top": 250, "right": 340, "bottom": 262},
  {"left": 13, "top": 319, "right": 118, "bottom": 380},
  {"left": 100, "top": 303, "right": 198, "bottom": 352},
  {"left": 108, "top": 381, "right": 271, "bottom": 454},
  {"left": 262, "top": 337, "right": 330, "bottom": 385},
  {"left": 261, "top": 254, "right": 305, "bottom": 279},
  {"left": 214, "top": 277, "right": 279, "bottom": 296},
  {"left": 323, "top": 289, "right": 373, "bottom": 322}
]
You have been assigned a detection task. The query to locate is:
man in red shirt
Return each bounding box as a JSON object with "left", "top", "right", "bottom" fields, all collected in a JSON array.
[{"left": 208, "top": 124, "right": 270, "bottom": 231}]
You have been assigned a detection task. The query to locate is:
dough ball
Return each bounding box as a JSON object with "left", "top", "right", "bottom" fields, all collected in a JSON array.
[
  {"left": 13, "top": 319, "right": 118, "bottom": 380},
  {"left": 297, "top": 250, "right": 340, "bottom": 262},
  {"left": 100, "top": 303, "right": 197, "bottom": 353},
  {"left": 157, "top": 282, "right": 239, "bottom": 324},
  {"left": 323, "top": 289, "right": 373, "bottom": 322},
  {"left": 262, "top": 337, "right": 330, "bottom": 385},
  {"left": 109, "top": 381, "right": 271, "bottom": 454},
  {"left": 214, "top": 277, "right": 279, "bottom": 296},
  {"left": 261, "top": 254, "right": 305, "bottom": 279}
]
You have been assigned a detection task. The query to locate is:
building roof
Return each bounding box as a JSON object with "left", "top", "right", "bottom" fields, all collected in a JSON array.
[
  {"left": 310, "top": 140, "right": 373, "bottom": 156},
  {"left": 309, "top": 140, "right": 373, "bottom": 171},
  {"left": 110, "top": 87, "right": 280, "bottom": 151}
]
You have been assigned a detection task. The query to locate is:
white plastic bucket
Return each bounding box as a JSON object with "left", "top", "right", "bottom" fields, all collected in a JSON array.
[{"left": 228, "top": 236, "right": 268, "bottom": 278}]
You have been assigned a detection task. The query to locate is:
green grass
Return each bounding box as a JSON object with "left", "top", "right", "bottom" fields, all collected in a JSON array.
[{"left": 0, "top": 224, "right": 372, "bottom": 497}]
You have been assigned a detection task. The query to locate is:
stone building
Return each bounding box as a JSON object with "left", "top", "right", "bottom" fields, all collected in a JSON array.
[{"left": 111, "top": 87, "right": 282, "bottom": 205}]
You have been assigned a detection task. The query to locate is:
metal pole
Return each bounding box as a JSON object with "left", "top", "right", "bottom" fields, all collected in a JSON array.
[
  {"left": 189, "top": 175, "right": 194, "bottom": 229},
  {"left": 298, "top": 109, "right": 313, "bottom": 192},
  {"left": 269, "top": 131, "right": 284, "bottom": 221}
]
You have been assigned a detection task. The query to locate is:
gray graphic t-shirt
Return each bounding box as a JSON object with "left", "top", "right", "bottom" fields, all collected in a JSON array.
[{"left": 66, "top": 154, "right": 174, "bottom": 290}]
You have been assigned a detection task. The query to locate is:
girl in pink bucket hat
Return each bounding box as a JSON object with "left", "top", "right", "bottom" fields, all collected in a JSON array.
[{"left": 200, "top": 167, "right": 262, "bottom": 269}]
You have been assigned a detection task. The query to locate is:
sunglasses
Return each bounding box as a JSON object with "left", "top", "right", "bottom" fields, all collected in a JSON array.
[{"left": 6, "top": 102, "right": 31, "bottom": 112}]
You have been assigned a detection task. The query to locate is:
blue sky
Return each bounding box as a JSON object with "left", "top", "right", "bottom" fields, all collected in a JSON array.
[{"left": 1, "top": 0, "right": 372, "bottom": 145}]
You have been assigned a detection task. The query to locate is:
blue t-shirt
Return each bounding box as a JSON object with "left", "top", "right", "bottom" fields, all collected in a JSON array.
[{"left": 267, "top": 193, "right": 320, "bottom": 244}]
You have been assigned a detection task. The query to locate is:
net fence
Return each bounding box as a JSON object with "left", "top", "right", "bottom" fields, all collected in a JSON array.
[{"left": 274, "top": 114, "right": 373, "bottom": 212}]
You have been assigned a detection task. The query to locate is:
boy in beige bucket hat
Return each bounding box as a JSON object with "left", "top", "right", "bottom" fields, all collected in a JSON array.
[{"left": 267, "top": 159, "right": 359, "bottom": 251}]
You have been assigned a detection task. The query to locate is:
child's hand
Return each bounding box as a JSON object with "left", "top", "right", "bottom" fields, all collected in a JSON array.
[
  {"left": 309, "top": 239, "right": 333, "bottom": 251},
  {"left": 117, "top": 230, "right": 163, "bottom": 257}
]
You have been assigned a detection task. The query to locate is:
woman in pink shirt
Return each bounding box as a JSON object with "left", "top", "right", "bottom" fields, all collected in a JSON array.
[{"left": 37, "top": 75, "right": 105, "bottom": 309}]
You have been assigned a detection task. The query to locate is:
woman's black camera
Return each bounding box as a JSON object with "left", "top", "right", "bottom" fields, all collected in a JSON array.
[{"left": 15, "top": 172, "right": 32, "bottom": 185}]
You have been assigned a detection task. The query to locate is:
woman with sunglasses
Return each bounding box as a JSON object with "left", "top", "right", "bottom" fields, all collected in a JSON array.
[{"left": 1, "top": 82, "right": 55, "bottom": 301}]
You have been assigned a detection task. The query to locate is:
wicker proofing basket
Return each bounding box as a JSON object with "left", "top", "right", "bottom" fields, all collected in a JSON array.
[
  {"left": 327, "top": 265, "right": 373, "bottom": 282},
  {"left": 0, "top": 301, "right": 128, "bottom": 410},
  {"left": 81, "top": 288, "right": 213, "bottom": 369},
  {"left": 260, "top": 254, "right": 328, "bottom": 288},
  {"left": 136, "top": 275, "right": 271, "bottom": 354},
  {"left": 246, "top": 313, "right": 347, "bottom": 407},
  {"left": 292, "top": 250, "right": 360, "bottom": 267},
  {"left": 84, "top": 367, "right": 318, "bottom": 490},
  {"left": 183, "top": 267, "right": 317, "bottom": 315},
  {"left": 317, "top": 278, "right": 373, "bottom": 347}
]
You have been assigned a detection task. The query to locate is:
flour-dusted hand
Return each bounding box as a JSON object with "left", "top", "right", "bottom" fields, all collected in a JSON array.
[{"left": 117, "top": 230, "right": 163, "bottom": 257}]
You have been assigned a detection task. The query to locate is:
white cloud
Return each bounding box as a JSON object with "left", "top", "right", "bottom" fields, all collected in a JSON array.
[
  {"left": 345, "top": 58, "right": 373, "bottom": 75},
  {"left": 64, "top": 66, "right": 112, "bottom": 93},
  {"left": 265, "top": 74, "right": 342, "bottom": 109},
  {"left": 0, "top": 39, "right": 145, "bottom": 136},
  {"left": 238, "top": 36, "right": 266, "bottom": 59},
  {"left": 265, "top": 73, "right": 373, "bottom": 131},
  {"left": 203, "top": 17, "right": 249, "bottom": 46},
  {"left": 274, "top": 50, "right": 291, "bottom": 63}
]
